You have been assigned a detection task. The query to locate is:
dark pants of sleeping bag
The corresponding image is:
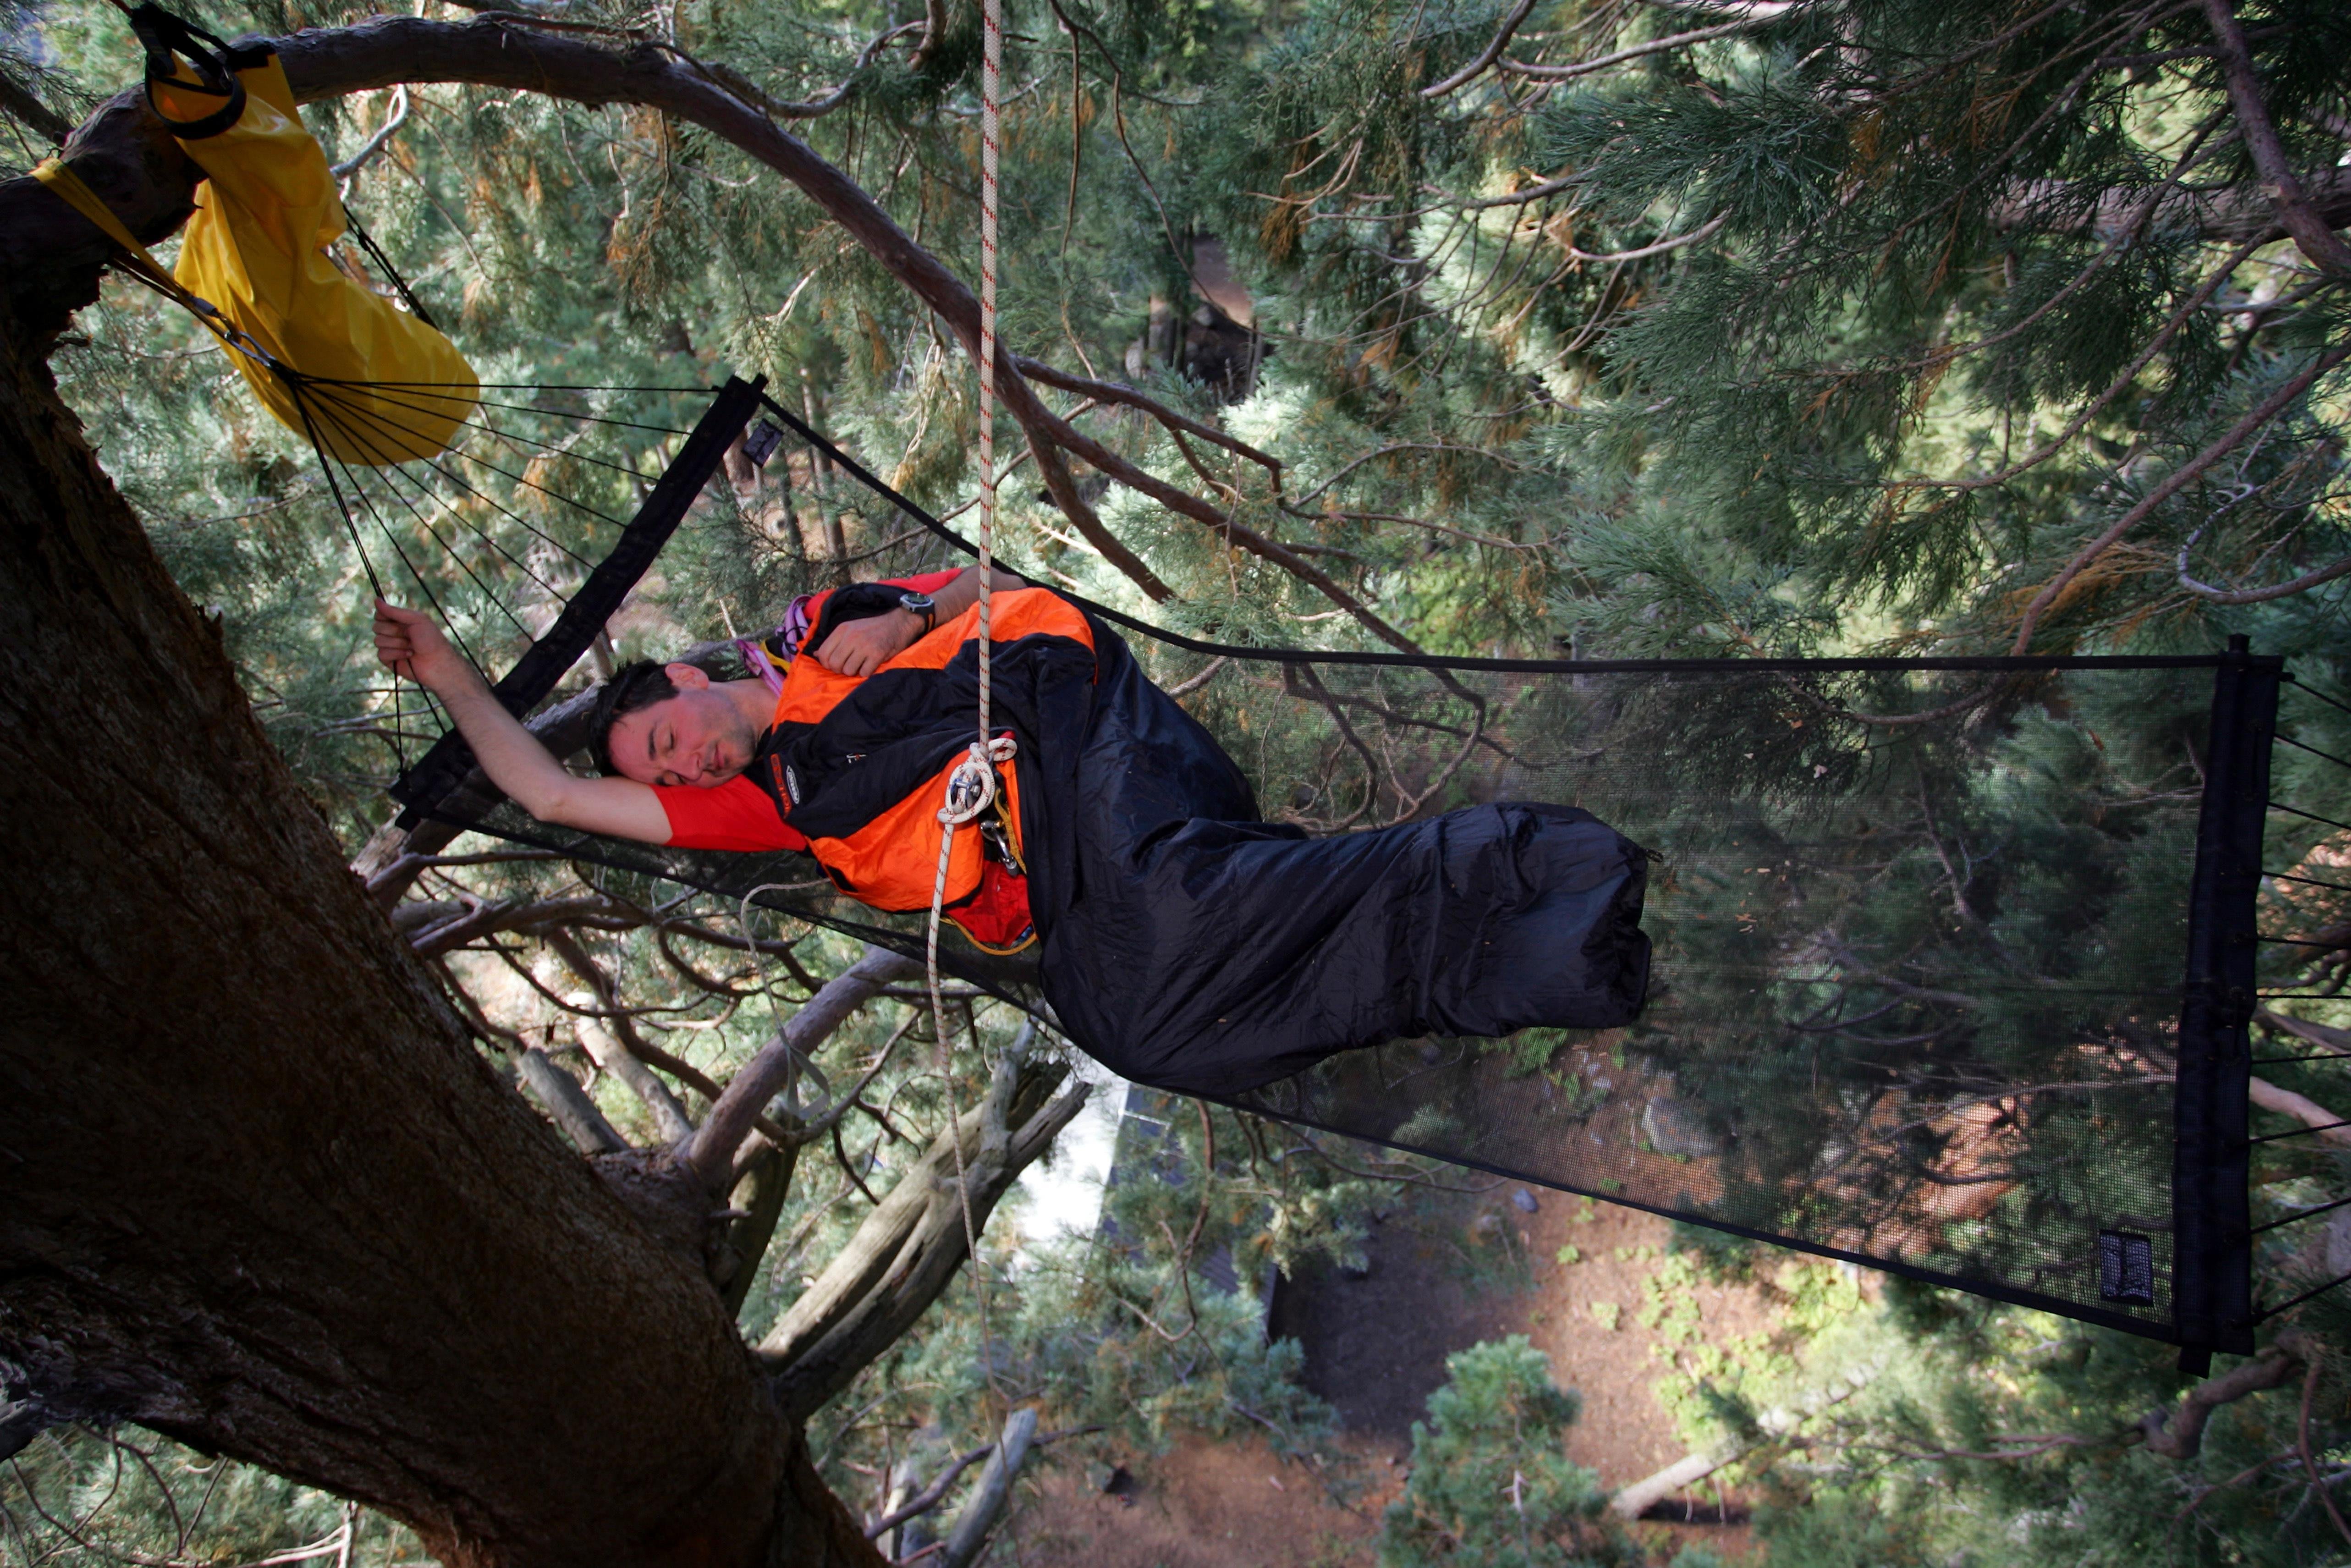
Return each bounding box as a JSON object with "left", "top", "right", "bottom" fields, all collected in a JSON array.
[{"left": 1015, "top": 627, "right": 1652, "bottom": 1096}]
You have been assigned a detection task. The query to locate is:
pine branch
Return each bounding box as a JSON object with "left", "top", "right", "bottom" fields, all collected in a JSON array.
[
  {"left": 2198, "top": 0, "right": 2351, "bottom": 274},
  {"left": 1420, "top": 0, "right": 1541, "bottom": 98},
  {"left": 2010, "top": 341, "right": 2351, "bottom": 652}
]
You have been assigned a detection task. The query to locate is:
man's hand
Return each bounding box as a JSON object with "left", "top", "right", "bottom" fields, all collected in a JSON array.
[
  {"left": 373, "top": 599, "right": 466, "bottom": 689},
  {"left": 816, "top": 607, "right": 926, "bottom": 678}
]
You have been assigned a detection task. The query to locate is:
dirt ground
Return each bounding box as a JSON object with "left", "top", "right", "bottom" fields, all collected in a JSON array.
[{"left": 1015, "top": 1181, "right": 1773, "bottom": 1566}]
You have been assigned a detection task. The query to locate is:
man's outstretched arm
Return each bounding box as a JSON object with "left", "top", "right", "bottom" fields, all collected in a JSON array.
[{"left": 373, "top": 600, "right": 672, "bottom": 843}]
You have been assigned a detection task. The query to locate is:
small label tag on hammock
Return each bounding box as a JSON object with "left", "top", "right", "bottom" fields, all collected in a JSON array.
[
  {"left": 743, "top": 419, "right": 784, "bottom": 468},
  {"left": 2098, "top": 1230, "right": 2154, "bottom": 1304}
]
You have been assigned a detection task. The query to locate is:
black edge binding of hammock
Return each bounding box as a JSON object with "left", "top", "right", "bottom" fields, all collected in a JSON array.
[
  {"left": 382, "top": 374, "right": 2289, "bottom": 1367},
  {"left": 387, "top": 374, "right": 766, "bottom": 827}
]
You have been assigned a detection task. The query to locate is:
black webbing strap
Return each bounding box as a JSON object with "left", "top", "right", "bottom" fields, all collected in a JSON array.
[
  {"left": 389, "top": 374, "right": 765, "bottom": 827},
  {"left": 751, "top": 393, "right": 2238, "bottom": 678},
  {"left": 129, "top": 5, "right": 256, "bottom": 140}
]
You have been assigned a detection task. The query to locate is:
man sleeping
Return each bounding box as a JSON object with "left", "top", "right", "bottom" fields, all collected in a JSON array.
[{"left": 373, "top": 572, "right": 1651, "bottom": 1095}]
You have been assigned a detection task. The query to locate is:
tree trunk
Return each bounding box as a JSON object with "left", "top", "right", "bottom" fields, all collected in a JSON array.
[{"left": 0, "top": 295, "right": 877, "bottom": 1568}]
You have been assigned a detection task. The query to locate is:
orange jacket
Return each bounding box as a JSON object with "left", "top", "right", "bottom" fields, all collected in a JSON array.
[{"left": 749, "top": 586, "right": 1095, "bottom": 949}]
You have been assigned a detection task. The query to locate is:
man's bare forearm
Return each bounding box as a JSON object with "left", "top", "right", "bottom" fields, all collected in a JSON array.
[{"left": 422, "top": 661, "right": 580, "bottom": 821}]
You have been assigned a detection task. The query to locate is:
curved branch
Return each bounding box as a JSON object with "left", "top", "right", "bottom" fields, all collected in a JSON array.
[
  {"left": 1566, "top": 212, "right": 1725, "bottom": 262},
  {"left": 1014, "top": 355, "right": 1283, "bottom": 478},
  {"left": 691, "top": 22, "right": 920, "bottom": 121},
  {"left": 1498, "top": 15, "right": 1768, "bottom": 82},
  {"left": 4, "top": 15, "right": 1176, "bottom": 602},
  {"left": 2142, "top": 1332, "right": 2310, "bottom": 1458},
  {"left": 12, "top": 19, "right": 1463, "bottom": 651},
  {"left": 1421, "top": 0, "right": 1541, "bottom": 98},
  {"left": 329, "top": 83, "right": 407, "bottom": 180},
  {"left": 2011, "top": 341, "right": 2351, "bottom": 651},
  {"left": 2177, "top": 528, "right": 2351, "bottom": 604}
]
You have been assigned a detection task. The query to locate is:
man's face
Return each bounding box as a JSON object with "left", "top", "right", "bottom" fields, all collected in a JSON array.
[{"left": 606, "top": 666, "right": 761, "bottom": 788}]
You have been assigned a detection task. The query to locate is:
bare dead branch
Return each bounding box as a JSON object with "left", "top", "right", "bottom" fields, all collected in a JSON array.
[
  {"left": 1564, "top": 212, "right": 1726, "bottom": 262},
  {"left": 1014, "top": 356, "right": 1283, "bottom": 478},
  {"left": 2178, "top": 528, "right": 2351, "bottom": 604},
  {"left": 1456, "top": 172, "right": 1580, "bottom": 210}
]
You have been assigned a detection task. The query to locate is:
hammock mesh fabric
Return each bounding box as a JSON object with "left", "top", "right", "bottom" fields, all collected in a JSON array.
[{"left": 368, "top": 381, "right": 2278, "bottom": 1357}]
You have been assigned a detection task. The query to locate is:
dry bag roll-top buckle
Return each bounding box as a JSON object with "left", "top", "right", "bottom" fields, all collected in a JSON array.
[{"left": 937, "top": 734, "right": 1018, "bottom": 827}]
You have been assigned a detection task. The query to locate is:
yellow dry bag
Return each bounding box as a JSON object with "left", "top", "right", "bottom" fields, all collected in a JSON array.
[{"left": 141, "top": 9, "right": 476, "bottom": 463}]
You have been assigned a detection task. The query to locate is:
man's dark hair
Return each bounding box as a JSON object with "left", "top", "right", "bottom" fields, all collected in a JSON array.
[{"left": 586, "top": 644, "right": 748, "bottom": 777}]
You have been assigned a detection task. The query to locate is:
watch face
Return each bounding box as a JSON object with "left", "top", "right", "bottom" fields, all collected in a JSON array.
[{"left": 899, "top": 592, "right": 936, "bottom": 614}]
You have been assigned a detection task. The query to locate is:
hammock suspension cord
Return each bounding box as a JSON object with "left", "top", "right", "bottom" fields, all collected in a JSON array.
[{"left": 926, "top": 0, "right": 1008, "bottom": 1410}]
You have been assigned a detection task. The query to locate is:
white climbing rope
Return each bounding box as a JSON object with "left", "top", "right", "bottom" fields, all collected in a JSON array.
[{"left": 925, "top": 0, "right": 1008, "bottom": 1406}]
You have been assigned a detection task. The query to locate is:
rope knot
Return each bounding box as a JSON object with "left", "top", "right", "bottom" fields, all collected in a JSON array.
[{"left": 937, "top": 735, "right": 1017, "bottom": 825}]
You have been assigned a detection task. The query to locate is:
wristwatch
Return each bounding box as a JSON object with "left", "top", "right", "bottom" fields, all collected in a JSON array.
[{"left": 896, "top": 591, "right": 937, "bottom": 633}]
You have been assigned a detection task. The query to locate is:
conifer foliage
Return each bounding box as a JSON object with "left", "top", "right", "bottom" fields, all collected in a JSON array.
[{"left": 2, "top": 0, "right": 2348, "bottom": 1564}]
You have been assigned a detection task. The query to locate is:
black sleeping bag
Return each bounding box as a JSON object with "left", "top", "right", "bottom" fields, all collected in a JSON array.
[{"left": 997, "top": 620, "right": 1652, "bottom": 1095}]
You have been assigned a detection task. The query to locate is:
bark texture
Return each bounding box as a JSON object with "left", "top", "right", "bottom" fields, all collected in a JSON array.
[{"left": 0, "top": 301, "right": 876, "bottom": 1568}]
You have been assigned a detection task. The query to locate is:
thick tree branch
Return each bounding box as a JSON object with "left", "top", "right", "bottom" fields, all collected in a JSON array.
[
  {"left": 2249, "top": 1074, "right": 2351, "bottom": 1147},
  {"left": 757, "top": 1056, "right": 1087, "bottom": 1421},
  {"left": 3, "top": 18, "right": 1483, "bottom": 653},
  {"left": 5, "top": 17, "right": 1176, "bottom": 603},
  {"left": 687, "top": 946, "right": 918, "bottom": 1189},
  {"left": 2142, "top": 1333, "right": 2311, "bottom": 1458},
  {"left": 511, "top": 1045, "right": 629, "bottom": 1155},
  {"left": 0, "top": 66, "right": 77, "bottom": 146},
  {"left": 2199, "top": 0, "right": 2351, "bottom": 274},
  {"left": 939, "top": 1407, "right": 1037, "bottom": 1568},
  {"left": 718, "top": 1140, "right": 799, "bottom": 1316},
  {"left": 2261, "top": 1009, "right": 2351, "bottom": 1053}
]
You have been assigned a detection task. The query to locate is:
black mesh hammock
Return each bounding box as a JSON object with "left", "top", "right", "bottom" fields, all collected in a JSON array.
[{"left": 291, "top": 374, "right": 2345, "bottom": 1370}]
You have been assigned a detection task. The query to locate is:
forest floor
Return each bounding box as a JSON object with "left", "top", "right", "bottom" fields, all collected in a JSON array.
[{"left": 1015, "top": 1178, "right": 1778, "bottom": 1567}]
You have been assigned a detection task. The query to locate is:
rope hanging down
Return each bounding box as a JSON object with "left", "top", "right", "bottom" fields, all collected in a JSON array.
[{"left": 926, "top": 0, "right": 1008, "bottom": 1410}]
